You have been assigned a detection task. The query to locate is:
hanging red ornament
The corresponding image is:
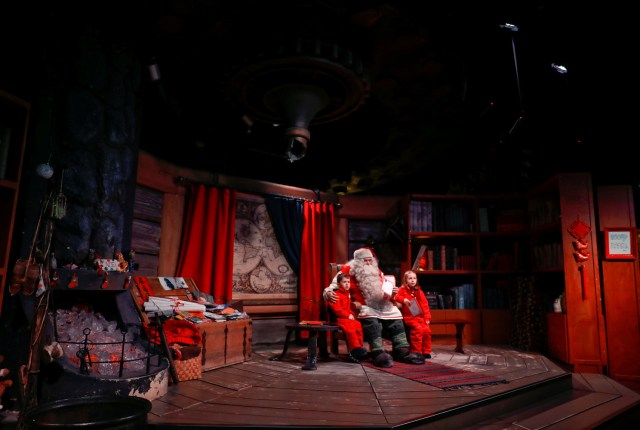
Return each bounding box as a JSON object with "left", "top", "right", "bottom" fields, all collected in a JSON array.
[
  {"left": 69, "top": 272, "right": 78, "bottom": 289},
  {"left": 567, "top": 216, "right": 591, "bottom": 241},
  {"left": 50, "top": 271, "right": 59, "bottom": 287}
]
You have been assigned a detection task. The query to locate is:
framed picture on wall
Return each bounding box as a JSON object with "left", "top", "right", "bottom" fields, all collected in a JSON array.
[{"left": 604, "top": 227, "right": 638, "bottom": 260}]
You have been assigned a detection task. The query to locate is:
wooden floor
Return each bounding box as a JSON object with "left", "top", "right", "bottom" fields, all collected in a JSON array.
[{"left": 147, "top": 342, "right": 640, "bottom": 429}]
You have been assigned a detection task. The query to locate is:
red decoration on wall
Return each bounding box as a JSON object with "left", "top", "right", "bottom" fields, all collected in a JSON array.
[
  {"left": 573, "top": 249, "right": 590, "bottom": 262},
  {"left": 567, "top": 216, "right": 591, "bottom": 241},
  {"left": 579, "top": 266, "right": 587, "bottom": 300},
  {"left": 568, "top": 216, "right": 592, "bottom": 263}
]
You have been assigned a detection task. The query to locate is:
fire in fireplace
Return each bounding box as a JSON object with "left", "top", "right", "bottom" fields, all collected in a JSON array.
[
  {"left": 51, "top": 307, "right": 159, "bottom": 378},
  {"left": 38, "top": 268, "right": 170, "bottom": 402}
]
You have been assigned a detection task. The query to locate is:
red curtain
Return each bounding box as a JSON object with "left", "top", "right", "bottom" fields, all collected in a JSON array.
[
  {"left": 299, "top": 201, "right": 336, "bottom": 322},
  {"left": 175, "top": 184, "right": 236, "bottom": 303}
]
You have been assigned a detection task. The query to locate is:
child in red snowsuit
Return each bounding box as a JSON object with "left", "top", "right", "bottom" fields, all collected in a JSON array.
[
  {"left": 328, "top": 273, "right": 368, "bottom": 362},
  {"left": 395, "top": 270, "right": 432, "bottom": 363}
]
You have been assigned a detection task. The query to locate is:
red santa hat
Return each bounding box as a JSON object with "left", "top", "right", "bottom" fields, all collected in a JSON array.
[{"left": 354, "top": 247, "right": 375, "bottom": 260}]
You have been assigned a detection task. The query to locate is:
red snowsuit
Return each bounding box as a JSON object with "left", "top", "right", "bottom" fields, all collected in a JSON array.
[
  {"left": 396, "top": 285, "right": 432, "bottom": 354},
  {"left": 328, "top": 288, "right": 364, "bottom": 349}
]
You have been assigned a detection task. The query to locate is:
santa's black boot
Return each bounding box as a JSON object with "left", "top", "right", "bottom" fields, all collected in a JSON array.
[
  {"left": 371, "top": 350, "right": 393, "bottom": 368},
  {"left": 393, "top": 347, "right": 410, "bottom": 362}
]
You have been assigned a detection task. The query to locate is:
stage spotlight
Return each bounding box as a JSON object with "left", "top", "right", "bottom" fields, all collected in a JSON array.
[
  {"left": 499, "top": 23, "right": 519, "bottom": 32},
  {"left": 551, "top": 63, "right": 568, "bottom": 74},
  {"left": 148, "top": 59, "right": 161, "bottom": 81}
]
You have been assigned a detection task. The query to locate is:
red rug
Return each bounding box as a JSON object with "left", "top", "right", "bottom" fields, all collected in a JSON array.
[{"left": 363, "top": 360, "right": 508, "bottom": 390}]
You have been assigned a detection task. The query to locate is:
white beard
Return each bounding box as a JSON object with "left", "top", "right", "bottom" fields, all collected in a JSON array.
[{"left": 351, "top": 260, "right": 385, "bottom": 310}]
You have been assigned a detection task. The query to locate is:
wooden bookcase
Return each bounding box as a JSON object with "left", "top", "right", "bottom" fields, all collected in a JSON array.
[
  {"left": 403, "top": 194, "right": 528, "bottom": 345},
  {"left": 527, "top": 172, "right": 606, "bottom": 373},
  {"left": 0, "top": 89, "right": 30, "bottom": 317}
]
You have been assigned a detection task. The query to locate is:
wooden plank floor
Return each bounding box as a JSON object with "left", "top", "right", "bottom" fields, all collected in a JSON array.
[{"left": 147, "top": 342, "right": 639, "bottom": 429}]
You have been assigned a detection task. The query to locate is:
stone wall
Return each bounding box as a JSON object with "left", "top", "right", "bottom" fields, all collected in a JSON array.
[{"left": 21, "top": 20, "right": 141, "bottom": 268}]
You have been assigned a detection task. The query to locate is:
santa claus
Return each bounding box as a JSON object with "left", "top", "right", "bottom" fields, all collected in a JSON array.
[{"left": 324, "top": 248, "right": 422, "bottom": 367}]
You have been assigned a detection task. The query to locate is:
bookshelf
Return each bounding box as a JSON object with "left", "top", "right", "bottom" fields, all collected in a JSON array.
[
  {"left": 404, "top": 194, "right": 528, "bottom": 345},
  {"left": 0, "top": 89, "right": 30, "bottom": 317},
  {"left": 526, "top": 173, "right": 605, "bottom": 373}
]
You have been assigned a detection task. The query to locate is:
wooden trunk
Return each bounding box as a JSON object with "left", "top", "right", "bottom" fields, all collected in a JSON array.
[{"left": 199, "top": 319, "right": 253, "bottom": 371}]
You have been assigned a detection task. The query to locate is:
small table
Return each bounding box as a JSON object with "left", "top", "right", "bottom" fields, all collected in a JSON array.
[{"left": 270, "top": 323, "right": 340, "bottom": 370}]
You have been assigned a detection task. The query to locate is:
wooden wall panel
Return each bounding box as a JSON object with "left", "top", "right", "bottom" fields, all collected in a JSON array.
[
  {"left": 159, "top": 193, "right": 183, "bottom": 275},
  {"left": 596, "top": 186, "right": 635, "bottom": 228},
  {"left": 131, "top": 218, "right": 161, "bottom": 254},
  {"left": 132, "top": 185, "right": 163, "bottom": 277},
  {"left": 558, "top": 173, "right": 605, "bottom": 373},
  {"left": 135, "top": 151, "right": 212, "bottom": 276},
  {"left": 133, "top": 253, "right": 159, "bottom": 277},
  {"left": 546, "top": 312, "right": 569, "bottom": 363},
  {"left": 597, "top": 185, "right": 640, "bottom": 389},
  {"left": 601, "top": 261, "right": 640, "bottom": 388},
  {"left": 133, "top": 185, "right": 163, "bottom": 222}
]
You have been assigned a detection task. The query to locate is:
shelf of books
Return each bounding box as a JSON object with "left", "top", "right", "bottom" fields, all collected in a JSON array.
[
  {"left": 405, "top": 194, "right": 528, "bottom": 345},
  {"left": 526, "top": 182, "right": 567, "bottom": 353}
]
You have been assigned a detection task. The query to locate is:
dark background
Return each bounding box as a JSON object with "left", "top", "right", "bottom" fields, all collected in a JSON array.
[{"left": 0, "top": 1, "right": 634, "bottom": 195}]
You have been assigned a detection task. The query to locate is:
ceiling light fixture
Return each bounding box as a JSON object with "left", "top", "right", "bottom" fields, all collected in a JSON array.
[
  {"left": 285, "top": 133, "right": 308, "bottom": 162},
  {"left": 264, "top": 83, "right": 329, "bottom": 162},
  {"left": 226, "top": 38, "right": 370, "bottom": 162}
]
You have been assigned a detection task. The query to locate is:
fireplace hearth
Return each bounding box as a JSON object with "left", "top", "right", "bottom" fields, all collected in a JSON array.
[{"left": 39, "top": 268, "right": 170, "bottom": 402}]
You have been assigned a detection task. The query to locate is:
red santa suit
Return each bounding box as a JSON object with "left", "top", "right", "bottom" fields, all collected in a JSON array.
[
  {"left": 331, "top": 265, "right": 402, "bottom": 320},
  {"left": 323, "top": 248, "right": 411, "bottom": 367},
  {"left": 396, "top": 284, "right": 432, "bottom": 355},
  {"left": 328, "top": 288, "right": 364, "bottom": 349}
]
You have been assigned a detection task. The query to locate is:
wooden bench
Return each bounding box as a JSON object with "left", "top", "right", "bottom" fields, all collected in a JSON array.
[
  {"left": 330, "top": 319, "right": 471, "bottom": 355},
  {"left": 429, "top": 319, "right": 471, "bottom": 353}
]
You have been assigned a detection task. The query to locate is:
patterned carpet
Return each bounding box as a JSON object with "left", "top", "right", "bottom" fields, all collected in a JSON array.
[{"left": 363, "top": 360, "right": 508, "bottom": 390}]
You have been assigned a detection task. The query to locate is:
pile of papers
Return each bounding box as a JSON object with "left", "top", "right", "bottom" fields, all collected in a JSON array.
[{"left": 144, "top": 296, "right": 207, "bottom": 318}]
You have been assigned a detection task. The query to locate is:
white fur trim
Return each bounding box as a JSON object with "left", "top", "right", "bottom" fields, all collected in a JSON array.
[
  {"left": 358, "top": 304, "right": 403, "bottom": 319},
  {"left": 354, "top": 248, "right": 374, "bottom": 260}
]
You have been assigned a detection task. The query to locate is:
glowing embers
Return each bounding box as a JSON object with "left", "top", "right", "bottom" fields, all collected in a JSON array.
[{"left": 51, "top": 307, "right": 160, "bottom": 378}]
